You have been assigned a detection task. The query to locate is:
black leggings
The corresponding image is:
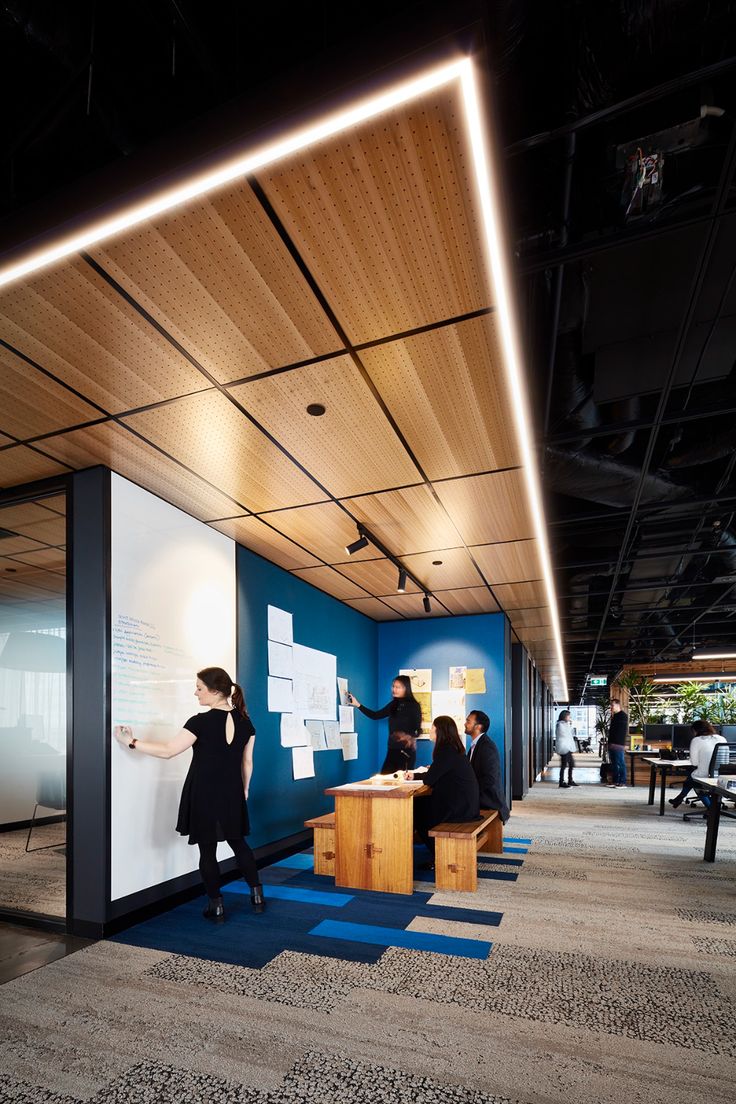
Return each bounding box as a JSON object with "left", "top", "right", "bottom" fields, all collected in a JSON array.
[{"left": 197, "top": 838, "right": 259, "bottom": 898}]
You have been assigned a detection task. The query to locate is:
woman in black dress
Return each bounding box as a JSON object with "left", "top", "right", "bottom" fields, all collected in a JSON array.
[
  {"left": 348, "top": 675, "right": 422, "bottom": 773},
  {"left": 410, "top": 715, "right": 480, "bottom": 864},
  {"left": 113, "top": 666, "right": 264, "bottom": 921}
]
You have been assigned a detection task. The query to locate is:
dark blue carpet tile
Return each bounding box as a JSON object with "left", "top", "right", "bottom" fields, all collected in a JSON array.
[{"left": 412, "top": 866, "right": 517, "bottom": 885}]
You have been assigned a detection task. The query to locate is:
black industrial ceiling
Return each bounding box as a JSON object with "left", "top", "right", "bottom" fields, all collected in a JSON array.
[{"left": 3, "top": 0, "right": 736, "bottom": 703}]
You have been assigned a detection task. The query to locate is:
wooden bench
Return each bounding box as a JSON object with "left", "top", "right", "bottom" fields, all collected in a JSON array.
[
  {"left": 429, "top": 809, "right": 501, "bottom": 892},
  {"left": 304, "top": 812, "right": 336, "bottom": 876}
]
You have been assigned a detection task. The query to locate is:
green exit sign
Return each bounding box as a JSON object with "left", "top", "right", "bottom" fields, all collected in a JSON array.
[{"left": 589, "top": 677, "right": 608, "bottom": 686}]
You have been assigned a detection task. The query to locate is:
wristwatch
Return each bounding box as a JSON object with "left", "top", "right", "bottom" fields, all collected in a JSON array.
[{"left": 128, "top": 736, "right": 137, "bottom": 750}]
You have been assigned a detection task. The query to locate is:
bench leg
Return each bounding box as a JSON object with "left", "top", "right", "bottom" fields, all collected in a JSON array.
[
  {"left": 313, "top": 827, "right": 336, "bottom": 876},
  {"left": 434, "top": 837, "right": 478, "bottom": 892},
  {"left": 482, "top": 818, "right": 503, "bottom": 855}
]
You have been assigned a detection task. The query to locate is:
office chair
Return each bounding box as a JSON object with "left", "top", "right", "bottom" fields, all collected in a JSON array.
[
  {"left": 683, "top": 742, "right": 736, "bottom": 822},
  {"left": 25, "top": 762, "right": 66, "bottom": 852}
]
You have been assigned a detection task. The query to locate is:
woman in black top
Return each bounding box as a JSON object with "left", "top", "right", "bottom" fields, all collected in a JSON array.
[
  {"left": 410, "top": 715, "right": 480, "bottom": 860},
  {"left": 348, "top": 675, "right": 422, "bottom": 773},
  {"left": 114, "top": 666, "right": 264, "bottom": 921}
]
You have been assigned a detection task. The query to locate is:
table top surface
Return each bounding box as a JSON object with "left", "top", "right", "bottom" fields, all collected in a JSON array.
[
  {"left": 325, "top": 779, "right": 430, "bottom": 799},
  {"left": 643, "top": 757, "right": 692, "bottom": 767},
  {"left": 692, "top": 775, "right": 736, "bottom": 795}
]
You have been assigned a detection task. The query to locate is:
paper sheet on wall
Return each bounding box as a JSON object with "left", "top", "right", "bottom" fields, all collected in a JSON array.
[
  {"left": 339, "top": 705, "right": 354, "bottom": 732},
  {"left": 337, "top": 676, "right": 349, "bottom": 706},
  {"left": 268, "top": 605, "right": 293, "bottom": 646},
  {"left": 324, "top": 720, "right": 342, "bottom": 749},
  {"left": 268, "top": 676, "right": 293, "bottom": 712},
  {"left": 400, "top": 668, "right": 432, "bottom": 693},
  {"left": 268, "top": 640, "right": 293, "bottom": 679},
  {"left": 292, "top": 745, "right": 315, "bottom": 780},
  {"left": 465, "top": 668, "right": 486, "bottom": 694},
  {"left": 293, "top": 643, "right": 337, "bottom": 721},
  {"left": 431, "top": 689, "right": 466, "bottom": 732},
  {"left": 306, "top": 719, "right": 327, "bottom": 751},
  {"left": 341, "top": 733, "right": 358, "bottom": 761},
  {"left": 280, "top": 712, "right": 309, "bottom": 748},
  {"left": 414, "top": 691, "right": 432, "bottom": 736},
  {"left": 449, "top": 666, "right": 467, "bottom": 690}
]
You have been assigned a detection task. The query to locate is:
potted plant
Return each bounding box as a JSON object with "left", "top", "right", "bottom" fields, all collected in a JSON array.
[
  {"left": 673, "top": 680, "right": 710, "bottom": 723},
  {"left": 616, "top": 672, "right": 658, "bottom": 733}
]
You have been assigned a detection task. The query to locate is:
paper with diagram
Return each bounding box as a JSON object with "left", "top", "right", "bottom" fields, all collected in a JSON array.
[
  {"left": 268, "top": 640, "right": 293, "bottom": 679},
  {"left": 340, "top": 733, "right": 358, "bottom": 761},
  {"left": 339, "top": 705, "right": 354, "bottom": 732},
  {"left": 324, "top": 720, "right": 342, "bottom": 749},
  {"left": 280, "top": 712, "right": 309, "bottom": 748},
  {"left": 400, "top": 668, "right": 432, "bottom": 693},
  {"left": 293, "top": 643, "right": 337, "bottom": 720}
]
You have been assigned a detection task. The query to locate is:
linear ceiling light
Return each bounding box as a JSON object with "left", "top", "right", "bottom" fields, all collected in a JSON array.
[
  {"left": 652, "top": 675, "right": 736, "bottom": 683},
  {"left": 0, "top": 55, "right": 567, "bottom": 695},
  {"left": 691, "top": 652, "right": 736, "bottom": 660}
]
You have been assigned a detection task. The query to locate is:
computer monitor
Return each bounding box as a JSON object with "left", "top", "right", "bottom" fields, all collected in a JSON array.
[
  {"left": 672, "top": 724, "right": 694, "bottom": 750},
  {"left": 643, "top": 724, "right": 673, "bottom": 743},
  {"left": 721, "top": 725, "right": 736, "bottom": 741}
]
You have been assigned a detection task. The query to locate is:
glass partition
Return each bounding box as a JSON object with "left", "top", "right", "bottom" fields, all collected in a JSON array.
[{"left": 0, "top": 493, "right": 67, "bottom": 919}]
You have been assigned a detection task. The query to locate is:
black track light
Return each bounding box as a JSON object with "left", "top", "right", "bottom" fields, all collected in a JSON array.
[
  {"left": 397, "top": 567, "right": 407, "bottom": 593},
  {"left": 423, "top": 594, "right": 431, "bottom": 613},
  {"left": 345, "top": 533, "right": 369, "bottom": 555}
]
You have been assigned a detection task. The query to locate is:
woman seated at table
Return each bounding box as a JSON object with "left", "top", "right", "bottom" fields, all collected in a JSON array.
[
  {"left": 409, "top": 715, "right": 480, "bottom": 863},
  {"left": 669, "top": 720, "right": 726, "bottom": 810}
]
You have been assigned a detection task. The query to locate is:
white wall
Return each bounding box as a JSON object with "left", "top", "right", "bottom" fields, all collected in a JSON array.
[{"left": 110, "top": 475, "right": 235, "bottom": 902}]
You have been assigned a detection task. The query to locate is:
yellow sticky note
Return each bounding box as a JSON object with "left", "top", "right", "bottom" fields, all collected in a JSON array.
[{"left": 465, "top": 668, "right": 486, "bottom": 694}]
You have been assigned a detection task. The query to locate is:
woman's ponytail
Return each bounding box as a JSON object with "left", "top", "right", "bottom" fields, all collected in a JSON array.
[{"left": 231, "top": 682, "right": 247, "bottom": 717}]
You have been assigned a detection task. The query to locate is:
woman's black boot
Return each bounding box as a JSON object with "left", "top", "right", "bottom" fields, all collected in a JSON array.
[
  {"left": 203, "top": 895, "right": 225, "bottom": 922},
  {"left": 250, "top": 884, "right": 265, "bottom": 914}
]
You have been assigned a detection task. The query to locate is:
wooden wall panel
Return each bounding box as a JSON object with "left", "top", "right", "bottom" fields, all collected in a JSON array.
[
  {"left": 0, "top": 446, "right": 69, "bottom": 488},
  {"left": 123, "top": 390, "right": 322, "bottom": 512},
  {"left": 230, "top": 356, "right": 421, "bottom": 497},
  {"left": 344, "top": 484, "right": 458, "bottom": 557},
  {"left": 434, "top": 470, "right": 532, "bottom": 545},
  {"left": 469, "top": 539, "right": 540, "bottom": 584},
  {"left": 90, "top": 190, "right": 340, "bottom": 384},
  {"left": 360, "top": 315, "right": 518, "bottom": 480},
  {"left": 434, "top": 587, "right": 500, "bottom": 614},
  {"left": 209, "top": 515, "right": 320, "bottom": 570},
  {"left": 258, "top": 86, "right": 492, "bottom": 344},
  {"left": 291, "top": 565, "right": 371, "bottom": 601},
  {"left": 263, "top": 501, "right": 376, "bottom": 564},
  {"left": 0, "top": 347, "right": 100, "bottom": 438},
  {"left": 42, "top": 422, "right": 241, "bottom": 521}
]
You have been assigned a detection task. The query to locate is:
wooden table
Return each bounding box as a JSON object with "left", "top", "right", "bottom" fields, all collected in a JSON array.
[
  {"left": 691, "top": 775, "right": 736, "bottom": 862},
  {"left": 627, "top": 749, "right": 663, "bottom": 786},
  {"left": 325, "top": 779, "right": 429, "bottom": 895},
  {"left": 644, "top": 757, "right": 692, "bottom": 816}
]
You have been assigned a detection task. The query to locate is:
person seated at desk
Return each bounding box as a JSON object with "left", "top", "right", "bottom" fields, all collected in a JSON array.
[
  {"left": 669, "top": 720, "right": 726, "bottom": 810},
  {"left": 464, "top": 709, "right": 510, "bottom": 821},
  {"left": 348, "top": 675, "right": 421, "bottom": 774},
  {"left": 409, "top": 715, "right": 480, "bottom": 867}
]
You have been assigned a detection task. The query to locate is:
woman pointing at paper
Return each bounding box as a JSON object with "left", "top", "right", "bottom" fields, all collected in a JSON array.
[
  {"left": 348, "top": 675, "right": 421, "bottom": 774},
  {"left": 114, "top": 666, "right": 264, "bottom": 922}
]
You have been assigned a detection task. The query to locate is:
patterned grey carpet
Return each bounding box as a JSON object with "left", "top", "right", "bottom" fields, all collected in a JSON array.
[
  {"left": 0, "top": 824, "right": 65, "bottom": 917},
  {"left": 1, "top": 779, "right": 733, "bottom": 1103}
]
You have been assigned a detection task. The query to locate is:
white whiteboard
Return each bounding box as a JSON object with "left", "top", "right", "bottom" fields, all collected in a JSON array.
[{"left": 110, "top": 475, "right": 236, "bottom": 902}]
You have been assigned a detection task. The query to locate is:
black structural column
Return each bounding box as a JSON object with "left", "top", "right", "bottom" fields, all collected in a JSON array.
[
  {"left": 69, "top": 467, "right": 111, "bottom": 938},
  {"left": 511, "top": 643, "right": 530, "bottom": 800}
]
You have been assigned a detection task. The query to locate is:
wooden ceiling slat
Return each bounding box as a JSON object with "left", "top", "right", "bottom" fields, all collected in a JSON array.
[
  {"left": 334, "top": 556, "right": 420, "bottom": 597},
  {"left": 8, "top": 547, "right": 66, "bottom": 571},
  {"left": 0, "top": 502, "right": 62, "bottom": 529},
  {"left": 0, "top": 446, "right": 68, "bottom": 489},
  {"left": 0, "top": 346, "right": 100, "bottom": 439},
  {"left": 433, "top": 587, "right": 500, "bottom": 615},
  {"left": 399, "top": 546, "right": 484, "bottom": 591},
  {"left": 89, "top": 190, "right": 340, "bottom": 384},
  {"left": 209, "top": 515, "right": 320, "bottom": 570},
  {"left": 343, "top": 484, "right": 457, "bottom": 557},
  {"left": 510, "top": 607, "right": 552, "bottom": 629},
  {"left": 229, "top": 355, "right": 421, "bottom": 497},
  {"left": 41, "top": 421, "right": 241, "bottom": 521},
  {"left": 381, "top": 592, "right": 450, "bottom": 617},
  {"left": 7, "top": 516, "right": 66, "bottom": 546},
  {"left": 492, "top": 580, "right": 546, "bottom": 610},
  {"left": 291, "top": 565, "right": 371, "bottom": 601},
  {"left": 263, "top": 501, "right": 376, "bottom": 565},
  {"left": 122, "top": 391, "right": 323, "bottom": 513},
  {"left": 258, "top": 87, "right": 491, "bottom": 344},
  {"left": 469, "top": 540, "right": 540, "bottom": 585},
  {"left": 344, "top": 596, "right": 403, "bottom": 620},
  {"left": 360, "top": 315, "right": 518, "bottom": 480},
  {"left": 0, "top": 535, "right": 46, "bottom": 556},
  {"left": 0, "top": 258, "right": 207, "bottom": 412},
  {"left": 434, "top": 470, "right": 533, "bottom": 546},
  {"left": 38, "top": 495, "right": 67, "bottom": 516}
]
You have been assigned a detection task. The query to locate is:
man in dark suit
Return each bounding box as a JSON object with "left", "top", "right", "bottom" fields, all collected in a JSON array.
[{"left": 464, "top": 710, "right": 510, "bottom": 823}]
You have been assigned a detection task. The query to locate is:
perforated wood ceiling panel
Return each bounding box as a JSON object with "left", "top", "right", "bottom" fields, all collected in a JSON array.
[
  {"left": 258, "top": 86, "right": 491, "bottom": 344},
  {"left": 345, "top": 596, "right": 402, "bottom": 620},
  {"left": 291, "top": 565, "right": 370, "bottom": 601},
  {"left": 434, "top": 470, "right": 532, "bottom": 545},
  {"left": 0, "top": 260, "right": 207, "bottom": 412},
  {"left": 264, "top": 501, "right": 376, "bottom": 564},
  {"left": 469, "top": 539, "right": 540, "bottom": 584},
  {"left": 229, "top": 356, "right": 421, "bottom": 498},
  {"left": 9, "top": 547, "right": 66, "bottom": 571},
  {"left": 0, "top": 346, "right": 100, "bottom": 439},
  {"left": 344, "top": 484, "right": 459, "bottom": 557},
  {"left": 123, "top": 390, "right": 322, "bottom": 512},
  {"left": 0, "top": 446, "right": 69, "bottom": 488},
  {"left": 0, "top": 502, "right": 61, "bottom": 529},
  {"left": 42, "top": 422, "right": 241, "bottom": 520},
  {"left": 434, "top": 587, "right": 500, "bottom": 615},
  {"left": 510, "top": 607, "right": 552, "bottom": 629},
  {"left": 492, "top": 580, "right": 546, "bottom": 611},
  {"left": 399, "top": 547, "right": 484, "bottom": 591},
  {"left": 89, "top": 189, "right": 340, "bottom": 384},
  {"left": 360, "top": 314, "right": 518, "bottom": 480},
  {"left": 209, "top": 515, "right": 320, "bottom": 570},
  {"left": 333, "top": 556, "right": 420, "bottom": 596},
  {"left": 382, "top": 592, "right": 450, "bottom": 617}
]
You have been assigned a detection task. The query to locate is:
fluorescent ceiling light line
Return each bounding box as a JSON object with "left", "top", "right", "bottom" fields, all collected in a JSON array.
[
  {"left": 459, "top": 62, "right": 569, "bottom": 699},
  {"left": 652, "top": 675, "right": 736, "bottom": 683},
  {"left": 0, "top": 58, "right": 467, "bottom": 290},
  {"left": 691, "top": 652, "right": 736, "bottom": 660}
]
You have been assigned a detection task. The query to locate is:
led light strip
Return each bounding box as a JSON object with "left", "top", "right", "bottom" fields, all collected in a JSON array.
[
  {"left": 652, "top": 675, "right": 736, "bottom": 683},
  {"left": 0, "top": 55, "right": 569, "bottom": 697}
]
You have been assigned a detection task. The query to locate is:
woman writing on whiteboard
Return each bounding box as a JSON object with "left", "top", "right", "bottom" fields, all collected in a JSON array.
[
  {"left": 348, "top": 675, "right": 422, "bottom": 773},
  {"left": 113, "top": 666, "right": 264, "bottom": 922}
]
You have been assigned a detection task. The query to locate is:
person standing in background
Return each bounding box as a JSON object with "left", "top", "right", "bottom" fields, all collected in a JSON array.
[
  {"left": 555, "top": 709, "right": 578, "bottom": 788},
  {"left": 607, "top": 698, "right": 628, "bottom": 788}
]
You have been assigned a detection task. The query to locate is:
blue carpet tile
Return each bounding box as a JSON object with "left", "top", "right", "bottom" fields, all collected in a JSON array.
[
  {"left": 504, "top": 837, "right": 533, "bottom": 844},
  {"left": 502, "top": 845, "right": 529, "bottom": 854},
  {"left": 310, "top": 919, "right": 492, "bottom": 959}
]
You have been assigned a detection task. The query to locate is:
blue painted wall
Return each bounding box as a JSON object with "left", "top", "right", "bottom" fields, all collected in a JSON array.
[
  {"left": 237, "top": 546, "right": 380, "bottom": 848},
  {"left": 376, "top": 614, "right": 509, "bottom": 783}
]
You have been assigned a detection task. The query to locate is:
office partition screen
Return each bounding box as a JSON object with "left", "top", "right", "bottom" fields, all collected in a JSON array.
[{"left": 110, "top": 475, "right": 235, "bottom": 902}]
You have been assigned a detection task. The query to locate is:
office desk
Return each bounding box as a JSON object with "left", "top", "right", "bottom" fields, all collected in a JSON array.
[
  {"left": 325, "top": 779, "right": 429, "bottom": 895},
  {"left": 691, "top": 776, "right": 736, "bottom": 862},
  {"left": 627, "top": 749, "right": 662, "bottom": 786},
  {"left": 644, "top": 757, "right": 692, "bottom": 816}
]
